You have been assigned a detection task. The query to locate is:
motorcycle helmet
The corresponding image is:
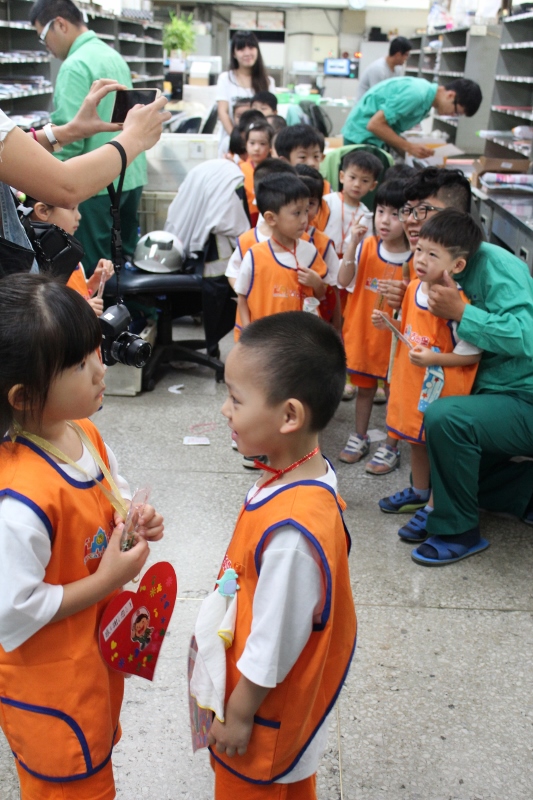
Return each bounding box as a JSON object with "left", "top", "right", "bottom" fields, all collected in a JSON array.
[{"left": 133, "top": 231, "right": 184, "bottom": 273}]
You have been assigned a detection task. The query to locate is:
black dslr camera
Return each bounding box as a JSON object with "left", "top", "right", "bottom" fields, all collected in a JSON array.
[{"left": 99, "top": 303, "right": 152, "bottom": 368}]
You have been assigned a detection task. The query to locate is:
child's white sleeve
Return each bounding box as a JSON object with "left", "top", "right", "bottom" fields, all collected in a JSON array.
[
  {"left": 0, "top": 443, "right": 130, "bottom": 652},
  {"left": 322, "top": 241, "right": 340, "bottom": 285},
  {"left": 450, "top": 322, "right": 483, "bottom": 356},
  {"left": 225, "top": 245, "right": 242, "bottom": 280},
  {"left": 236, "top": 527, "right": 324, "bottom": 688},
  {"left": 340, "top": 242, "right": 363, "bottom": 292},
  {"left": 234, "top": 250, "right": 254, "bottom": 296}
]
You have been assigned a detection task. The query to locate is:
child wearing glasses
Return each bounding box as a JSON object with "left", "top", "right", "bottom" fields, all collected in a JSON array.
[{"left": 372, "top": 209, "right": 482, "bottom": 544}]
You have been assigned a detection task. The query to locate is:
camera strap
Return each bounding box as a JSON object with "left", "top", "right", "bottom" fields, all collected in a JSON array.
[{"left": 106, "top": 140, "right": 128, "bottom": 301}]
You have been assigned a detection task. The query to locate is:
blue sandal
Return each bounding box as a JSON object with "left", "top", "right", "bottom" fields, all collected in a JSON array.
[{"left": 411, "top": 536, "right": 490, "bottom": 566}]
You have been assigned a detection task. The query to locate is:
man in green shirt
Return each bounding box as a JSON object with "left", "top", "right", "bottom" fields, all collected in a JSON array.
[
  {"left": 342, "top": 77, "right": 482, "bottom": 160},
  {"left": 30, "top": 0, "right": 147, "bottom": 273}
]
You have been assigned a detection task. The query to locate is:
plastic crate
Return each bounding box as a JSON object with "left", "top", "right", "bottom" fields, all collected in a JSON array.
[
  {"left": 103, "top": 321, "right": 158, "bottom": 396},
  {"left": 137, "top": 191, "right": 176, "bottom": 236}
]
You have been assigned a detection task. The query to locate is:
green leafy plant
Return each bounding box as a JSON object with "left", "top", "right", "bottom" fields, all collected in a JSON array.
[{"left": 163, "top": 12, "right": 196, "bottom": 55}]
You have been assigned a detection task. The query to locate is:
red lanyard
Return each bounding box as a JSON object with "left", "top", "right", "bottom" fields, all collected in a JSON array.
[
  {"left": 245, "top": 447, "right": 320, "bottom": 508},
  {"left": 271, "top": 237, "right": 301, "bottom": 269}
]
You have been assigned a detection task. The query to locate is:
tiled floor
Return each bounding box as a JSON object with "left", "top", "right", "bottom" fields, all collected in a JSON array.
[{"left": 2, "top": 326, "right": 532, "bottom": 799}]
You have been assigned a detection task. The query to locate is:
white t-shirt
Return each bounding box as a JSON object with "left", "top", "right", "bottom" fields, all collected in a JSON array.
[
  {"left": 323, "top": 193, "right": 372, "bottom": 256},
  {"left": 216, "top": 71, "right": 276, "bottom": 155},
  {"left": 0, "top": 442, "right": 130, "bottom": 652},
  {"left": 237, "top": 459, "right": 337, "bottom": 782},
  {"left": 414, "top": 282, "right": 482, "bottom": 357},
  {"left": 0, "top": 109, "right": 16, "bottom": 141},
  {"left": 344, "top": 240, "right": 411, "bottom": 292},
  {"left": 234, "top": 239, "right": 335, "bottom": 296}
]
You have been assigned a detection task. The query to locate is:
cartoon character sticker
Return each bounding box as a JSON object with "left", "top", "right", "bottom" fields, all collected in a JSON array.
[{"left": 131, "top": 607, "right": 154, "bottom": 650}]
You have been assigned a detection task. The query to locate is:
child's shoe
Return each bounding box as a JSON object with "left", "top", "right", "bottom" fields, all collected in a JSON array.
[
  {"left": 339, "top": 433, "right": 370, "bottom": 464},
  {"left": 365, "top": 444, "right": 400, "bottom": 475},
  {"left": 342, "top": 381, "right": 356, "bottom": 401},
  {"left": 379, "top": 487, "right": 427, "bottom": 514},
  {"left": 243, "top": 455, "right": 268, "bottom": 470},
  {"left": 373, "top": 385, "right": 387, "bottom": 404},
  {"left": 398, "top": 507, "right": 431, "bottom": 541}
]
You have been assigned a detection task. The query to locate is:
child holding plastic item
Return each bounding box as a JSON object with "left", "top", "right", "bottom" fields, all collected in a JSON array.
[
  {"left": 18, "top": 193, "right": 114, "bottom": 316},
  {"left": 0, "top": 274, "right": 164, "bottom": 800},
  {"left": 323, "top": 150, "right": 382, "bottom": 257},
  {"left": 203, "top": 311, "right": 356, "bottom": 798},
  {"left": 373, "top": 210, "right": 482, "bottom": 543},
  {"left": 234, "top": 174, "right": 331, "bottom": 334},
  {"left": 240, "top": 120, "right": 274, "bottom": 226},
  {"left": 338, "top": 179, "right": 412, "bottom": 473}
]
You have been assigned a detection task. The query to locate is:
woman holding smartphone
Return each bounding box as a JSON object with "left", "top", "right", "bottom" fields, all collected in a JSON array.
[{"left": 216, "top": 30, "right": 275, "bottom": 156}]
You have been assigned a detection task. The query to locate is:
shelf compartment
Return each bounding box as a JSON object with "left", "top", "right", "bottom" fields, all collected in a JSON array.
[
  {"left": 433, "top": 114, "right": 458, "bottom": 127},
  {"left": 441, "top": 46, "right": 467, "bottom": 53},
  {"left": 131, "top": 75, "right": 164, "bottom": 83},
  {"left": 491, "top": 105, "right": 533, "bottom": 121},
  {"left": 0, "top": 86, "right": 52, "bottom": 99},
  {"left": 496, "top": 75, "right": 533, "bottom": 84},
  {"left": 438, "top": 70, "right": 464, "bottom": 77},
  {"left": 483, "top": 134, "right": 531, "bottom": 156},
  {"left": 0, "top": 54, "right": 51, "bottom": 63},
  {"left": 504, "top": 11, "right": 533, "bottom": 22},
  {"left": 501, "top": 41, "right": 533, "bottom": 50}
]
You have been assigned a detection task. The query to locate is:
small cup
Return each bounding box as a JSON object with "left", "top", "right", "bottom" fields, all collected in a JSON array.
[{"left": 303, "top": 297, "right": 320, "bottom": 315}]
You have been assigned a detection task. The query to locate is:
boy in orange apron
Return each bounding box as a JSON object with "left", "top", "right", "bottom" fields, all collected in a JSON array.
[
  {"left": 372, "top": 210, "right": 483, "bottom": 544},
  {"left": 205, "top": 311, "right": 356, "bottom": 798}
]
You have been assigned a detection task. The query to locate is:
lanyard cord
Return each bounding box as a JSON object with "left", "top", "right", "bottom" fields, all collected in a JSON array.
[
  {"left": 244, "top": 447, "right": 320, "bottom": 509},
  {"left": 271, "top": 237, "right": 301, "bottom": 270},
  {"left": 12, "top": 422, "right": 128, "bottom": 519}
]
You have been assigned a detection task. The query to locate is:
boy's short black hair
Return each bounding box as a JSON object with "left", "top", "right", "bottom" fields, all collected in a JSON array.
[
  {"left": 254, "top": 159, "right": 296, "bottom": 192},
  {"left": 445, "top": 78, "right": 482, "bottom": 117},
  {"left": 383, "top": 163, "right": 418, "bottom": 182},
  {"left": 266, "top": 114, "right": 287, "bottom": 134},
  {"left": 256, "top": 174, "right": 309, "bottom": 216},
  {"left": 244, "top": 119, "right": 274, "bottom": 144},
  {"left": 374, "top": 178, "right": 407, "bottom": 211},
  {"left": 238, "top": 109, "right": 265, "bottom": 132},
  {"left": 233, "top": 97, "right": 252, "bottom": 112},
  {"left": 404, "top": 167, "right": 471, "bottom": 213},
  {"left": 239, "top": 311, "right": 346, "bottom": 431},
  {"left": 252, "top": 91, "right": 278, "bottom": 112},
  {"left": 274, "top": 124, "right": 325, "bottom": 160},
  {"left": 389, "top": 36, "right": 412, "bottom": 56},
  {"left": 341, "top": 150, "right": 383, "bottom": 181},
  {"left": 419, "top": 209, "right": 483, "bottom": 260},
  {"left": 30, "top": 0, "right": 83, "bottom": 26},
  {"left": 295, "top": 164, "right": 324, "bottom": 202}
]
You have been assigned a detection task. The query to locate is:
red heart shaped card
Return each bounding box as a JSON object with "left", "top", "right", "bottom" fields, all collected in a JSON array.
[{"left": 99, "top": 562, "right": 177, "bottom": 681}]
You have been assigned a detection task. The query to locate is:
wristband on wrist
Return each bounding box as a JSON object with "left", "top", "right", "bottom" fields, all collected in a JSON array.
[{"left": 43, "top": 123, "right": 63, "bottom": 153}]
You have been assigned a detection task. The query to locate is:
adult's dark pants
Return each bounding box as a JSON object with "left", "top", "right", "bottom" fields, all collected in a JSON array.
[
  {"left": 76, "top": 186, "right": 143, "bottom": 275},
  {"left": 425, "top": 393, "right": 533, "bottom": 536}
]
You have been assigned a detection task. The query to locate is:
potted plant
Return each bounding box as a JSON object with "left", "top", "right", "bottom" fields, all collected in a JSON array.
[{"left": 163, "top": 12, "right": 196, "bottom": 58}]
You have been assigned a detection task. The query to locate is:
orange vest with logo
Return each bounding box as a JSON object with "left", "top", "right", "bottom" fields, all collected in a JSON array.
[
  {"left": 211, "top": 480, "right": 357, "bottom": 784},
  {"left": 238, "top": 240, "right": 327, "bottom": 334},
  {"left": 67, "top": 263, "right": 89, "bottom": 299},
  {"left": 386, "top": 280, "right": 478, "bottom": 443},
  {"left": 234, "top": 228, "right": 263, "bottom": 340},
  {"left": 0, "top": 419, "right": 123, "bottom": 782},
  {"left": 343, "top": 237, "right": 409, "bottom": 382},
  {"left": 240, "top": 161, "right": 258, "bottom": 226}
]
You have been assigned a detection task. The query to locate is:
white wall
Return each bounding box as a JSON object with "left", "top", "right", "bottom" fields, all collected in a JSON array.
[{"left": 364, "top": 8, "right": 429, "bottom": 37}]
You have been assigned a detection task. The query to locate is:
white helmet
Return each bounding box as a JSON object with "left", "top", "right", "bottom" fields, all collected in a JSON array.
[{"left": 133, "top": 231, "right": 184, "bottom": 273}]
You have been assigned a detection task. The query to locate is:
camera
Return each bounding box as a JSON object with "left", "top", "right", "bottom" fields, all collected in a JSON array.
[{"left": 99, "top": 303, "right": 152, "bottom": 368}]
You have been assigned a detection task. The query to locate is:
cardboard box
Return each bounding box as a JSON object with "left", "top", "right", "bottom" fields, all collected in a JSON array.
[{"left": 471, "top": 156, "right": 530, "bottom": 189}]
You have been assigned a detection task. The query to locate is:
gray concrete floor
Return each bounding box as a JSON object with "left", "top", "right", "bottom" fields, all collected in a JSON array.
[{"left": 2, "top": 322, "right": 533, "bottom": 799}]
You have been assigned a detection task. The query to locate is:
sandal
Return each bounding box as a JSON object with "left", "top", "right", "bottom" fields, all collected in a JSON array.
[
  {"left": 365, "top": 444, "right": 400, "bottom": 475},
  {"left": 339, "top": 433, "right": 370, "bottom": 464},
  {"left": 411, "top": 535, "right": 490, "bottom": 566}
]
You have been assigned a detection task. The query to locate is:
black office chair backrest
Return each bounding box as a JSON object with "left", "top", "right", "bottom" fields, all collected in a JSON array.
[
  {"left": 202, "top": 104, "right": 219, "bottom": 134},
  {"left": 176, "top": 117, "right": 202, "bottom": 134}
]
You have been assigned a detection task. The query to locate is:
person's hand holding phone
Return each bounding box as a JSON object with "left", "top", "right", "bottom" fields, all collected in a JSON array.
[{"left": 121, "top": 94, "right": 170, "bottom": 152}]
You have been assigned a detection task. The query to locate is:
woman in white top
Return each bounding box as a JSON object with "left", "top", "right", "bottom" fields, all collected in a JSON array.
[{"left": 216, "top": 30, "right": 275, "bottom": 155}]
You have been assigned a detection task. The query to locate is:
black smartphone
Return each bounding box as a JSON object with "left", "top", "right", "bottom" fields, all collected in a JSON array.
[{"left": 111, "top": 89, "right": 159, "bottom": 124}]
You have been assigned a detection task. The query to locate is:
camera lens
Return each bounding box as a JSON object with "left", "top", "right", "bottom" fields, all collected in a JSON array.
[{"left": 111, "top": 332, "right": 152, "bottom": 368}]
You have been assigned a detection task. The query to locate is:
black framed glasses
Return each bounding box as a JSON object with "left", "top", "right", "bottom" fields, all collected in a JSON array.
[{"left": 398, "top": 204, "right": 442, "bottom": 222}]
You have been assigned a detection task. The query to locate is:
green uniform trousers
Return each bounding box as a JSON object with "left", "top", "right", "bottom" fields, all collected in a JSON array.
[
  {"left": 425, "top": 393, "right": 533, "bottom": 536},
  {"left": 76, "top": 186, "right": 143, "bottom": 275}
]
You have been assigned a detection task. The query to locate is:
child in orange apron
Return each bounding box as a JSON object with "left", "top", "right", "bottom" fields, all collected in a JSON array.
[
  {"left": 192, "top": 311, "right": 356, "bottom": 798},
  {"left": 372, "top": 210, "right": 483, "bottom": 544},
  {"left": 240, "top": 120, "right": 274, "bottom": 227},
  {"left": 338, "top": 179, "right": 412, "bottom": 473},
  {"left": 0, "top": 274, "right": 164, "bottom": 800}
]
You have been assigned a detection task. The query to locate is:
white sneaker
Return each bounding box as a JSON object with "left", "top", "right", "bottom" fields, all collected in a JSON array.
[{"left": 339, "top": 433, "right": 370, "bottom": 464}]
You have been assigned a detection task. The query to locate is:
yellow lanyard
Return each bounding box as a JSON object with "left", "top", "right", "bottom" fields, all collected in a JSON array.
[{"left": 12, "top": 422, "right": 128, "bottom": 520}]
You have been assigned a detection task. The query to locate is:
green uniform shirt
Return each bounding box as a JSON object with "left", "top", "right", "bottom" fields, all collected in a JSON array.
[
  {"left": 51, "top": 30, "right": 146, "bottom": 195},
  {"left": 342, "top": 77, "right": 438, "bottom": 147},
  {"left": 456, "top": 242, "right": 533, "bottom": 397}
]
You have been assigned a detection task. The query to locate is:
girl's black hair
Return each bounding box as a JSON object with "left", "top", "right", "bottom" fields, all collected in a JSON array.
[
  {"left": 230, "top": 31, "right": 270, "bottom": 94},
  {"left": 0, "top": 273, "right": 101, "bottom": 435},
  {"left": 244, "top": 120, "right": 274, "bottom": 144},
  {"left": 228, "top": 126, "right": 246, "bottom": 157},
  {"left": 374, "top": 179, "right": 408, "bottom": 211},
  {"left": 237, "top": 108, "right": 265, "bottom": 133},
  {"left": 294, "top": 164, "right": 324, "bottom": 202}
]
